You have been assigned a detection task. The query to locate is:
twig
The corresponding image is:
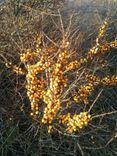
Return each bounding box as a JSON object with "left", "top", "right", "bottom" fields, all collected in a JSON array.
[
  {"left": 92, "top": 111, "right": 117, "bottom": 119},
  {"left": 88, "top": 89, "right": 103, "bottom": 112}
]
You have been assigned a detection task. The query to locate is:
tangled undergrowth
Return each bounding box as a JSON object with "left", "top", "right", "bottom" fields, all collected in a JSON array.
[
  {"left": 0, "top": 1, "right": 117, "bottom": 155},
  {"left": 5, "top": 18, "right": 117, "bottom": 134}
]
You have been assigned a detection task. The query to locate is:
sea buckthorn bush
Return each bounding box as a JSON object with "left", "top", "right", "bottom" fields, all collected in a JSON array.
[
  {"left": 5, "top": 17, "right": 117, "bottom": 134},
  {"left": 0, "top": 0, "right": 117, "bottom": 155}
]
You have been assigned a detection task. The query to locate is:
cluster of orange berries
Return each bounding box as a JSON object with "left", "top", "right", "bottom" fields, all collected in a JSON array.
[
  {"left": 19, "top": 48, "right": 51, "bottom": 118},
  {"left": 110, "top": 40, "right": 117, "bottom": 48},
  {"left": 72, "top": 83, "right": 94, "bottom": 105},
  {"left": 66, "top": 58, "right": 87, "bottom": 71},
  {"left": 87, "top": 39, "right": 117, "bottom": 59},
  {"left": 101, "top": 76, "right": 117, "bottom": 86},
  {"left": 42, "top": 49, "right": 69, "bottom": 124},
  {"left": 97, "top": 18, "right": 108, "bottom": 42},
  {"left": 5, "top": 62, "right": 26, "bottom": 75},
  {"left": 86, "top": 75, "right": 117, "bottom": 86},
  {"left": 65, "top": 18, "right": 117, "bottom": 73},
  {"left": 66, "top": 60, "right": 80, "bottom": 71},
  {"left": 26, "top": 58, "right": 52, "bottom": 118},
  {"left": 86, "top": 74, "right": 101, "bottom": 85},
  {"left": 20, "top": 49, "right": 33, "bottom": 63},
  {"left": 65, "top": 22, "right": 117, "bottom": 73},
  {"left": 60, "top": 112, "right": 91, "bottom": 133},
  {"left": 48, "top": 125, "right": 54, "bottom": 133},
  {"left": 78, "top": 83, "right": 94, "bottom": 104},
  {"left": 73, "top": 94, "right": 80, "bottom": 103},
  {"left": 73, "top": 74, "right": 117, "bottom": 105},
  {"left": 26, "top": 73, "right": 45, "bottom": 118},
  {"left": 42, "top": 92, "right": 61, "bottom": 124},
  {"left": 84, "top": 18, "right": 108, "bottom": 60},
  {"left": 12, "top": 65, "right": 26, "bottom": 75},
  {"left": 18, "top": 40, "right": 69, "bottom": 124}
]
